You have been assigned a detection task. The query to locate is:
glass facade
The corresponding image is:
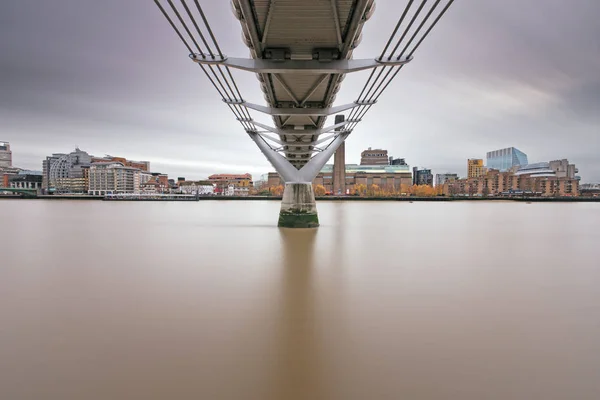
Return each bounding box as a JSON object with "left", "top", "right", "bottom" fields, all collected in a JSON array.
[{"left": 486, "top": 147, "right": 528, "bottom": 171}]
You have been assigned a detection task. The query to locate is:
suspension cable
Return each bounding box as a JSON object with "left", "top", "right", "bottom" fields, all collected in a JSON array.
[
  {"left": 346, "top": 0, "right": 455, "bottom": 134},
  {"left": 179, "top": 0, "right": 212, "bottom": 56},
  {"left": 155, "top": 0, "right": 255, "bottom": 132},
  {"left": 166, "top": 0, "right": 202, "bottom": 53}
]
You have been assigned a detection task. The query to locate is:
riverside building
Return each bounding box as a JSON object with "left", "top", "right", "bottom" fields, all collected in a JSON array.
[
  {"left": 486, "top": 147, "right": 528, "bottom": 171},
  {"left": 0, "top": 141, "right": 12, "bottom": 168},
  {"left": 467, "top": 159, "right": 485, "bottom": 178},
  {"left": 88, "top": 162, "right": 141, "bottom": 196}
]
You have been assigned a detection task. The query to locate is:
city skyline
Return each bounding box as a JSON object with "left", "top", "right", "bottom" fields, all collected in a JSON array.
[
  {"left": 1, "top": 141, "right": 592, "bottom": 184},
  {"left": 1, "top": 0, "right": 599, "bottom": 181}
]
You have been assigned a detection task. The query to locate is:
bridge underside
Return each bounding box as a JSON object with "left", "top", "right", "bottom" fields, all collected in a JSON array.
[
  {"left": 154, "top": 0, "right": 455, "bottom": 227},
  {"left": 232, "top": 0, "right": 375, "bottom": 169}
]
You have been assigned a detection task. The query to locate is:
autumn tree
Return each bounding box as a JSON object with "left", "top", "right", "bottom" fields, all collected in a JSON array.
[
  {"left": 354, "top": 183, "right": 367, "bottom": 196},
  {"left": 271, "top": 185, "right": 284, "bottom": 196},
  {"left": 313, "top": 184, "right": 326, "bottom": 196},
  {"left": 413, "top": 185, "right": 436, "bottom": 197},
  {"left": 366, "top": 184, "right": 381, "bottom": 197}
]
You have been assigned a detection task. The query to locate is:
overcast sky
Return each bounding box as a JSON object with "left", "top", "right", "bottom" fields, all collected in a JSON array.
[{"left": 1, "top": 0, "right": 598, "bottom": 181}]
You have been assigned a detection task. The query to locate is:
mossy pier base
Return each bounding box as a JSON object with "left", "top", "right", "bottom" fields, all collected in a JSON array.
[{"left": 278, "top": 183, "right": 319, "bottom": 228}]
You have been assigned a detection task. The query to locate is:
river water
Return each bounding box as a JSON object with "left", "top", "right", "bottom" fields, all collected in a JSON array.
[{"left": 1, "top": 200, "right": 599, "bottom": 399}]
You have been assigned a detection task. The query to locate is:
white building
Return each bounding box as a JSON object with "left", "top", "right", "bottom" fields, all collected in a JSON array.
[
  {"left": 88, "top": 162, "right": 141, "bottom": 196},
  {"left": 178, "top": 181, "right": 215, "bottom": 195}
]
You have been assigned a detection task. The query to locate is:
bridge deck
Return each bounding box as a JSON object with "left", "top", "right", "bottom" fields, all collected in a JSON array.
[{"left": 233, "top": 0, "right": 375, "bottom": 166}]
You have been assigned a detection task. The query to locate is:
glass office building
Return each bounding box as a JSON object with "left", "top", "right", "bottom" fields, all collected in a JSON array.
[{"left": 486, "top": 147, "right": 528, "bottom": 171}]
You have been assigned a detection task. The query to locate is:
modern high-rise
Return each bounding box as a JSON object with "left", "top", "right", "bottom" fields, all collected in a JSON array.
[
  {"left": 42, "top": 154, "right": 64, "bottom": 191},
  {"left": 360, "top": 148, "right": 389, "bottom": 165},
  {"left": 42, "top": 148, "right": 93, "bottom": 193},
  {"left": 486, "top": 147, "right": 528, "bottom": 171},
  {"left": 467, "top": 159, "right": 485, "bottom": 178},
  {"left": 0, "top": 141, "right": 12, "bottom": 168},
  {"left": 413, "top": 167, "right": 434, "bottom": 186},
  {"left": 435, "top": 173, "right": 458, "bottom": 187}
]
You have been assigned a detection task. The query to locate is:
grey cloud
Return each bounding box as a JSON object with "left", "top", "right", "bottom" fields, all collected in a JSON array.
[{"left": 1, "top": 0, "right": 598, "bottom": 181}]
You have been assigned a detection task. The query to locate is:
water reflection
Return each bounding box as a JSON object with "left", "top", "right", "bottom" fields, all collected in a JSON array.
[{"left": 270, "top": 228, "right": 323, "bottom": 400}]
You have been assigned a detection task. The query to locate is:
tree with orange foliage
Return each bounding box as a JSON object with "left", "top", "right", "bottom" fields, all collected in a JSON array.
[
  {"left": 313, "top": 184, "right": 326, "bottom": 196},
  {"left": 400, "top": 184, "right": 412, "bottom": 196},
  {"left": 366, "top": 184, "right": 381, "bottom": 197},
  {"left": 412, "top": 185, "right": 437, "bottom": 197},
  {"left": 354, "top": 183, "right": 367, "bottom": 196},
  {"left": 271, "top": 185, "right": 284, "bottom": 196}
]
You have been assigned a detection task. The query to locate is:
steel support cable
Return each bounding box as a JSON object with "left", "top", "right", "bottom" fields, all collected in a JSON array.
[
  {"left": 154, "top": 1, "right": 254, "bottom": 132},
  {"left": 167, "top": 0, "right": 237, "bottom": 104},
  {"left": 348, "top": 0, "right": 455, "bottom": 132},
  {"left": 194, "top": 0, "right": 224, "bottom": 58},
  {"left": 388, "top": 0, "right": 428, "bottom": 59},
  {"left": 368, "top": 0, "right": 442, "bottom": 105},
  {"left": 179, "top": 0, "right": 248, "bottom": 122},
  {"left": 166, "top": 0, "right": 243, "bottom": 117},
  {"left": 167, "top": 1, "right": 245, "bottom": 108},
  {"left": 371, "top": 0, "right": 455, "bottom": 102},
  {"left": 407, "top": 0, "right": 455, "bottom": 58},
  {"left": 154, "top": 0, "right": 194, "bottom": 54},
  {"left": 166, "top": 0, "right": 203, "bottom": 53},
  {"left": 187, "top": 0, "right": 253, "bottom": 123},
  {"left": 179, "top": 0, "right": 213, "bottom": 57},
  {"left": 379, "top": 0, "right": 415, "bottom": 60},
  {"left": 398, "top": 0, "right": 442, "bottom": 59},
  {"left": 196, "top": 64, "right": 251, "bottom": 130},
  {"left": 349, "top": 0, "right": 418, "bottom": 122}
]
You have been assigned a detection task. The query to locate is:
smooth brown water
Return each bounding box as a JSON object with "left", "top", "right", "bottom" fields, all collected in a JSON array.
[{"left": 1, "top": 200, "right": 599, "bottom": 399}]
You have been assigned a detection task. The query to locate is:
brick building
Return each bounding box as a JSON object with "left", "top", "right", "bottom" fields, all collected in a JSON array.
[
  {"left": 209, "top": 173, "right": 253, "bottom": 195},
  {"left": 444, "top": 169, "right": 579, "bottom": 197},
  {"left": 267, "top": 164, "right": 412, "bottom": 195}
]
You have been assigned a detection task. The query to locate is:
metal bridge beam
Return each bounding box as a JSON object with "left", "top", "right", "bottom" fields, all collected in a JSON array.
[
  {"left": 190, "top": 55, "right": 412, "bottom": 74},
  {"left": 225, "top": 101, "right": 373, "bottom": 116},
  {"left": 248, "top": 120, "right": 353, "bottom": 137},
  {"left": 248, "top": 130, "right": 350, "bottom": 184}
]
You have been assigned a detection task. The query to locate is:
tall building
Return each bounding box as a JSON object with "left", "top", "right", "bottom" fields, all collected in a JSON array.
[
  {"left": 435, "top": 173, "right": 458, "bottom": 187},
  {"left": 332, "top": 115, "right": 346, "bottom": 195},
  {"left": 42, "top": 154, "right": 65, "bottom": 191},
  {"left": 43, "top": 148, "right": 93, "bottom": 193},
  {"left": 92, "top": 155, "right": 150, "bottom": 172},
  {"left": 486, "top": 147, "right": 528, "bottom": 171},
  {"left": 360, "top": 148, "right": 389, "bottom": 165},
  {"left": 413, "top": 167, "right": 433, "bottom": 186},
  {"left": 88, "top": 162, "right": 141, "bottom": 195},
  {"left": 467, "top": 159, "right": 485, "bottom": 178},
  {"left": 0, "top": 141, "right": 12, "bottom": 168}
]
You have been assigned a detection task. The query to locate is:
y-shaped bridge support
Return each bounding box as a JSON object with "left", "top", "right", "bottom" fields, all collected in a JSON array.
[{"left": 249, "top": 128, "right": 350, "bottom": 228}]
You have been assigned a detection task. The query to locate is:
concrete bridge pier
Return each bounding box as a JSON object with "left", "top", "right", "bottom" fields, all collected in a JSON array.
[
  {"left": 249, "top": 119, "right": 350, "bottom": 228},
  {"left": 278, "top": 183, "right": 319, "bottom": 228}
]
